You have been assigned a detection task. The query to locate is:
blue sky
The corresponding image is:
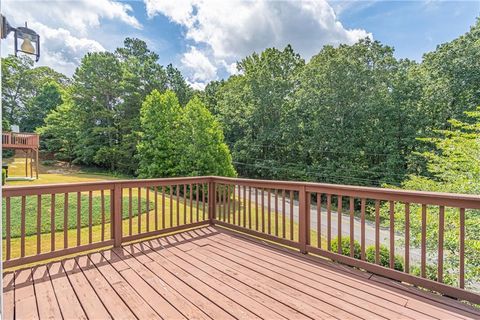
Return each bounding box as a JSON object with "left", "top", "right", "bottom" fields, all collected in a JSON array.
[{"left": 2, "top": 0, "right": 479, "bottom": 89}]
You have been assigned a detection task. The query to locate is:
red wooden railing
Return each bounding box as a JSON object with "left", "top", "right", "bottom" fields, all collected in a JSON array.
[
  {"left": 3, "top": 176, "right": 480, "bottom": 304},
  {"left": 2, "top": 132, "right": 39, "bottom": 148}
]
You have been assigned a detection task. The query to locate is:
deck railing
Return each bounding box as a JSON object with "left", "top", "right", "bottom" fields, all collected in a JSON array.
[
  {"left": 3, "top": 176, "right": 480, "bottom": 304},
  {"left": 2, "top": 132, "right": 39, "bottom": 149}
]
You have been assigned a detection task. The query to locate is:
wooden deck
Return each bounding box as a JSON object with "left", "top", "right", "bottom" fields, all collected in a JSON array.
[{"left": 4, "top": 226, "right": 480, "bottom": 320}]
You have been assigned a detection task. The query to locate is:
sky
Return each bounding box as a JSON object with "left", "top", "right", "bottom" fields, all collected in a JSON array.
[{"left": 2, "top": 0, "right": 479, "bottom": 89}]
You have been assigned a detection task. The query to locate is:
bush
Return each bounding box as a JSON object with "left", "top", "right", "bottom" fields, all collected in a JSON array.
[
  {"left": 366, "top": 245, "right": 404, "bottom": 271},
  {"left": 410, "top": 265, "right": 455, "bottom": 286},
  {"left": 2, "top": 169, "right": 6, "bottom": 185},
  {"left": 331, "top": 237, "right": 361, "bottom": 259},
  {"left": 41, "top": 160, "right": 56, "bottom": 166},
  {"left": 3, "top": 150, "right": 14, "bottom": 158},
  {"left": 330, "top": 237, "right": 404, "bottom": 272}
]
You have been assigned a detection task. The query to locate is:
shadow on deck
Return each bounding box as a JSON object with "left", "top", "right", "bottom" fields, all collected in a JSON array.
[{"left": 4, "top": 226, "right": 480, "bottom": 319}]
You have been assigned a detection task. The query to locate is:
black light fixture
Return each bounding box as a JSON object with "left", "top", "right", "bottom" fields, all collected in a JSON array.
[{"left": 1, "top": 14, "right": 40, "bottom": 62}]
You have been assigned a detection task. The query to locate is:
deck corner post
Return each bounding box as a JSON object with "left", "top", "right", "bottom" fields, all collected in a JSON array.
[
  {"left": 299, "top": 185, "right": 309, "bottom": 254},
  {"left": 208, "top": 180, "right": 216, "bottom": 225},
  {"left": 113, "top": 183, "right": 123, "bottom": 247}
]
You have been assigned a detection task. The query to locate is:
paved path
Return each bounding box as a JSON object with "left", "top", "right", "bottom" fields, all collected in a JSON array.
[{"left": 235, "top": 186, "right": 422, "bottom": 263}]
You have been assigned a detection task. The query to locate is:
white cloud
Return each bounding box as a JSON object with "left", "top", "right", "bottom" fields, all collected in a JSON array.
[
  {"left": 1, "top": 0, "right": 141, "bottom": 75},
  {"left": 181, "top": 46, "right": 217, "bottom": 82},
  {"left": 145, "top": 0, "right": 371, "bottom": 86}
]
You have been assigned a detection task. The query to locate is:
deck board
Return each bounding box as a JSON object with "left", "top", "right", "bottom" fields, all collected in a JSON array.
[
  {"left": 14, "top": 268, "right": 38, "bottom": 319},
  {"left": 112, "top": 246, "right": 209, "bottom": 320},
  {"left": 149, "top": 237, "right": 287, "bottom": 319},
  {"left": 4, "top": 226, "right": 480, "bottom": 320},
  {"left": 32, "top": 265, "right": 62, "bottom": 319},
  {"left": 47, "top": 261, "right": 87, "bottom": 319},
  {"left": 3, "top": 273, "right": 15, "bottom": 320},
  {"left": 62, "top": 258, "right": 112, "bottom": 319},
  {"left": 88, "top": 252, "right": 161, "bottom": 319},
  {"left": 75, "top": 255, "right": 136, "bottom": 320},
  {"left": 156, "top": 237, "right": 308, "bottom": 319},
  {"left": 201, "top": 232, "right": 436, "bottom": 320}
]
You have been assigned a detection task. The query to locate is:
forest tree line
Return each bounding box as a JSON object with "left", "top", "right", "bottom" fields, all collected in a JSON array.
[{"left": 2, "top": 19, "right": 479, "bottom": 190}]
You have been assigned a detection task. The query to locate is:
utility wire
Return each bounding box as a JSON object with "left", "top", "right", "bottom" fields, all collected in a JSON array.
[
  {"left": 231, "top": 157, "right": 424, "bottom": 180},
  {"left": 232, "top": 141, "right": 401, "bottom": 158},
  {"left": 232, "top": 161, "right": 404, "bottom": 187}
]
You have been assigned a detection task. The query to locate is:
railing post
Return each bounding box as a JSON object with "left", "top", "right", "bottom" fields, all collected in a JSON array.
[
  {"left": 208, "top": 179, "right": 216, "bottom": 225},
  {"left": 298, "top": 185, "right": 309, "bottom": 254},
  {"left": 113, "top": 183, "right": 123, "bottom": 247}
]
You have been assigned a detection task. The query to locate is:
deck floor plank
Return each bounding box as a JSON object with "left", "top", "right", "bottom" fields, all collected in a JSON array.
[
  {"left": 5, "top": 226, "right": 480, "bottom": 320},
  {"left": 156, "top": 236, "right": 310, "bottom": 320},
  {"left": 62, "top": 258, "right": 112, "bottom": 319},
  {"left": 88, "top": 252, "right": 161, "bottom": 320},
  {"left": 131, "top": 241, "right": 238, "bottom": 320},
  {"left": 103, "top": 249, "right": 187, "bottom": 320},
  {"left": 143, "top": 238, "right": 262, "bottom": 320},
  {"left": 204, "top": 242, "right": 386, "bottom": 319},
  {"left": 167, "top": 232, "right": 354, "bottom": 319},
  {"left": 31, "top": 265, "right": 62, "bottom": 319},
  {"left": 111, "top": 245, "right": 211, "bottom": 320},
  {"left": 185, "top": 241, "right": 334, "bottom": 319},
  {"left": 203, "top": 232, "right": 438, "bottom": 320},
  {"left": 191, "top": 242, "right": 360, "bottom": 319},
  {"left": 206, "top": 229, "right": 409, "bottom": 304},
  {"left": 14, "top": 268, "right": 39, "bottom": 320},
  {"left": 3, "top": 272, "right": 15, "bottom": 320},
  {"left": 209, "top": 228, "right": 479, "bottom": 319},
  {"left": 47, "top": 262, "right": 87, "bottom": 320},
  {"left": 152, "top": 235, "right": 290, "bottom": 320},
  {"left": 75, "top": 255, "right": 136, "bottom": 320}
]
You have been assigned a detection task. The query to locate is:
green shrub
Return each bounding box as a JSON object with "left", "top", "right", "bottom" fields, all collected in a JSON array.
[
  {"left": 331, "top": 237, "right": 361, "bottom": 259},
  {"left": 410, "top": 265, "right": 455, "bottom": 286},
  {"left": 366, "top": 245, "right": 404, "bottom": 271},
  {"left": 2, "top": 169, "right": 6, "bottom": 186},
  {"left": 41, "top": 160, "right": 56, "bottom": 166},
  {"left": 3, "top": 150, "right": 14, "bottom": 158}
]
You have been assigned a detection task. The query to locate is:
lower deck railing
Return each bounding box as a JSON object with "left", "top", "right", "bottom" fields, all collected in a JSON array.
[{"left": 3, "top": 176, "right": 480, "bottom": 304}]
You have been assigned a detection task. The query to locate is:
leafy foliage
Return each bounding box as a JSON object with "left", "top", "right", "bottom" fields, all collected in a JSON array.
[
  {"left": 2, "top": 55, "right": 67, "bottom": 130},
  {"left": 37, "top": 38, "right": 194, "bottom": 174},
  {"left": 331, "top": 237, "right": 361, "bottom": 259},
  {"left": 331, "top": 237, "right": 403, "bottom": 271},
  {"left": 385, "top": 107, "right": 480, "bottom": 288},
  {"left": 137, "top": 90, "right": 183, "bottom": 177},
  {"left": 36, "top": 97, "right": 79, "bottom": 165},
  {"left": 137, "top": 91, "right": 236, "bottom": 178},
  {"left": 365, "top": 245, "right": 404, "bottom": 271},
  {"left": 205, "top": 20, "right": 480, "bottom": 186}
]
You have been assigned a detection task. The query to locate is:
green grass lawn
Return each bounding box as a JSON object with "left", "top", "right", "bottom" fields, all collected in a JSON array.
[
  {"left": 3, "top": 193, "right": 209, "bottom": 263},
  {"left": 3, "top": 193, "right": 152, "bottom": 238}
]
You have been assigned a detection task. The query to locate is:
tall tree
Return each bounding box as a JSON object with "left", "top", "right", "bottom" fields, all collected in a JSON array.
[
  {"left": 214, "top": 45, "right": 305, "bottom": 178},
  {"left": 114, "top": 38, "right": 169, "bottom": 173},
  {"left": 166, "top": 64, "right": 193, "bottom": 106},
  {"left": 181, "top": 97, "right": 236, "bottom": 177},
  {"left": 72, "top": 52, "right": 124, "bottom": 171},
  {"left": 137, "top": 90, "right": 235, "bottom": 178},
  {"left": 1, "top": 55, "right": 67, "bottom": 129},
  {"left": 23, "top": 81, "right": 63, "bottom": 132},
  {"left": 137, "top": 90, "right": 186, "bottom": 178},
  {"left": 37, "top": 96, "right": 79, "bottom": 166},
  {"left": 418, "top": 18, "right": 480, "bottom": 132}
]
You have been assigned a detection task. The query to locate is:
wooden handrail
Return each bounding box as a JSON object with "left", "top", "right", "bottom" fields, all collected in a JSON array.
[
  {"left": 2, "top": 132, "right": 39, "bottom": 148},
  {"left": 2, "top": 176, "right": 480, "bottom": 304}
]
